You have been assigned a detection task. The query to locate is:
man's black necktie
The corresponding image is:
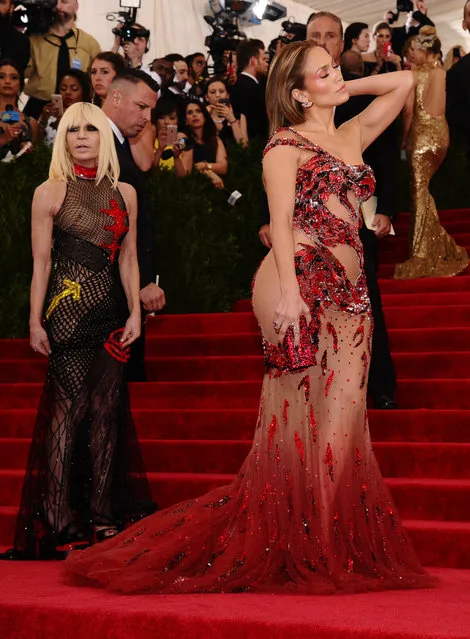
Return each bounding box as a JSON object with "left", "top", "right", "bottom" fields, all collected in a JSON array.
[{"left": 56, "top": 30, "right": 74, "bottom": 92}]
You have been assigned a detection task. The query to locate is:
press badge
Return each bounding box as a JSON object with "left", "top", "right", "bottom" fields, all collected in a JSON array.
[{"left": 71, "top": 58, "right": 82, "bottom": 70}]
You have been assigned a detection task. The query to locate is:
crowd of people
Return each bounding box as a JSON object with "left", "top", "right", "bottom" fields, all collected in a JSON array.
[{"left": 0, "top": 0, "right": 469, "bottom": 599}]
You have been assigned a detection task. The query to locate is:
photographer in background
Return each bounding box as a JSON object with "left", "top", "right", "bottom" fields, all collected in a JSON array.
[
  {"left": 387, "top": 0, "right": 434, "bottom": 57},
  {"left": 23, "top": 0, "right": 100, "bottom": 119},
  {"left": 112, "top": 22, "right": 161, "bottom": 87},
  {"left": 0, "top": 0, "right": 30, "bottom": 73}
]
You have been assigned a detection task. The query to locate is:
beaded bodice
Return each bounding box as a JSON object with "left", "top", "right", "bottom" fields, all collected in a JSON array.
[
  {"left": 53, "top": 174, "right": 128, "bottom": 267},
  {"left": 263, "top": 127, "right": 375, "bottom": 255}
]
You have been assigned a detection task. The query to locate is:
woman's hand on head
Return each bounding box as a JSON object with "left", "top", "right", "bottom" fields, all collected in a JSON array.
[{"left": 273, "top": 291, "right": 311, "bottom": 347}]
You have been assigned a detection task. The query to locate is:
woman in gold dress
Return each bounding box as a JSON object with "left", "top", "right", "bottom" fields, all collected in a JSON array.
[{"left": 394, "top": 27, "right": 468, "bottom": 279}]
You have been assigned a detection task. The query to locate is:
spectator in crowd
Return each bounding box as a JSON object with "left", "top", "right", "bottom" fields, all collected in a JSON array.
[
  {"left": 230, "top": 39, "right": 269, "bottom": 140},
  {"left": 363, "top": 22, "right": 402, "bottom": 75},
  {"left": 183, "top": 99, "right": 228, "bottom": 190},
  {"left": 205, "top": 77, "right": 248, "bottom": 146},
  {"left": 90, "top": 52, "right": 126, "bottom": 106},
  {"left": 446, "top": 0, "right": 470, "bottom": 155},
  {"left": 395, "top": 28, "right": 469, "bottom": 279},
  {"left": 38, "top": 69, "right": 91, "bottom": 146},
  {"left": 23, "top": 0, "right": 100, "bottom": 119},
  {"left": 112, "top": 22, "right": 160, "bottom": 87},
  {"left": 153, "top": 96, "right": 191, "bottom": 176},
  {"left": 343, "top": 22, "right": 371, "bottom": 55},
  {"left": 340, "top": 50, "right": 365, "bottom": 76},
  {"left": 443, "top": 45, "right": 466, "bottom": 71},
  {"left": 0, "top": 0, "right": 30, "bottom": 73},
  {"left": 166, "top": 55, "right": 192, "bottom": 98},
  {"left": 305, "top": 10, "right": 398, "bottom": 410},
  {"left": 102, "top": 70, "right": 165, "bottom": 381},
  {"left": 151, "top": 58, "right": 174, "bottom": 96},
  {"left": 222, "top": 49, "right": 238, "bottom": 85},
  {"left": 0, "top": 59, "right": 38, "bottom": 161},
  {"left": 389, "top": 0, "right": 434, "bottom": 57},
  {"left": 186, "top": 52, "right": 207, "bottom": 85}
]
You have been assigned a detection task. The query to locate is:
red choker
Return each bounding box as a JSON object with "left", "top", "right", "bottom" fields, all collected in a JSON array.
[{"left": 73, "top": 164, "right": 97, "bottom": 180}]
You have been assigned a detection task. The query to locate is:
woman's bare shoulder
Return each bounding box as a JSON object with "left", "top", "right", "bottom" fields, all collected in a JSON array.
[{"left": 33, "top": 179, "right": 67, "bottom": 215}]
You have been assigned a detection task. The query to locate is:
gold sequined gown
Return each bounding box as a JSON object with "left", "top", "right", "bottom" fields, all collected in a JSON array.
[
  {"left": 66, "top": 130, "right": 433, "bottom": 594},
  {"left": 395, "top": 66, "right": 468, "bottom": 279}
]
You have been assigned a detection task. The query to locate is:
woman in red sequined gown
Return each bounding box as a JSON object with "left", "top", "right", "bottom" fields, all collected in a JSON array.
[{"left": 66, "top": 43, "right": 435, "bottom": 593}]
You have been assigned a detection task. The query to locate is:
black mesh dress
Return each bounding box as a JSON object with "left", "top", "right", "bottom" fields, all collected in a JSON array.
[{"left": 13, "top": 167, "right": 156, "bottom": 559}]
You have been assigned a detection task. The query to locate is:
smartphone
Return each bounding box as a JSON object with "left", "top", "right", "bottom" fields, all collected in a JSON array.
[
  {"left": 166, "top": 124, "right": 178, "bottom": 146},
  {"left": 382, "top": 42, "right": 392, "bottom": 57},
  {"left": 219, "top": 98, "right": 231, "bottom": 107},
  {"left": 453, "top": 47, "right": 462, "bottom": 59},
  {"left": 51, "top": 94, "right": 64, "bottom": 117}
]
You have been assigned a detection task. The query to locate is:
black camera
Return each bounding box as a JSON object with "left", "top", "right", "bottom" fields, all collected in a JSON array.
[
  {"left": 204, "top": 15, "right": 246, "bottom": 75},
  {"left": 397, "top": 0, "right": 414, "bottom": 11},
  {"left": 279, "top": 19, "right": 306, "bottom": 44},
  {"left": 12, "top": 0, "right": 57, "bottom": 35},
  {"left": 112, "top": 12, "right": 150, "bottom": 44}
]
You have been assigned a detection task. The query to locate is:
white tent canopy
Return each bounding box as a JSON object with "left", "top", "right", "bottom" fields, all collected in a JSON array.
[{"left": 75, "top": 0, "right": 468, "bottom": 64}]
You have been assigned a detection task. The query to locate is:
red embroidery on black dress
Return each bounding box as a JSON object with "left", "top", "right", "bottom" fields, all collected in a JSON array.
[
  {"left": 100, "top": 199, "right": 129, "bottom": 263},
  {"left": 104, "top": 328, "right": 130, "bottom": 363}
]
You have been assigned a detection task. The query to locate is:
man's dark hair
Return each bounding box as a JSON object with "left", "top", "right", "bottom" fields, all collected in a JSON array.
[
  {"left": 307, "top": 11, "right": 344, "bottom": 40},
  {"left": 112, "top": 68, "right": 160, "bottom": 94},
  {"left": 237, "top": 39, "right": 265, "bottom": 72},
  {"left": 344, "top": 22, "right": 369, "bottom": 52},
  {"left": 154, "top": 96, "right": 178, "bottom": 120},
  {"left": 58, "top": 68, "right": 92, "bottom": 102},
  {"left": 164, "top": 53, "right": 185, "bottom": 63}
]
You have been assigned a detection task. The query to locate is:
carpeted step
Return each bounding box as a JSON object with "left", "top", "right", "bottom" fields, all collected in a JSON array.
[
  {"left": 146, "top": 306, "right": 470, "bottom": 336},
  {"left": 2, "top": 379, "right": 470, "bottom": 410},
  {"left": 379, "top": 233, "right": 470, "bottom": 252},
  {"left": 0, "top": 507, "right": 467, "bottom": 568},
  {"left": 0, "top": 351, "right": 469, "bottom": 383},
  {"left": 1, "top": 408, "right": 469, "bottom": 444},
  {"left": 379, "top": 275, "right": 470, "bottom": 294},
  {"left": 0, "top": 471, "right": 468, "bottom": 523},
  {"left": 0, "top": 438, "right": 468, "bottom": 480}
]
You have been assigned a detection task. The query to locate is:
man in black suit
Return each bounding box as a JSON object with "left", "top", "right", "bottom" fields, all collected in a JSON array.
[
  {"left": 102, "top": 70, "right": 166, "bottom": 381},
  {"left": 303, "top": 11, "right": 398, "bottom": 409},
  {"left": 230, "top": 39, "right": 269, "bottom": 140},
  {"left": 446, "top": 0, "right": 470, "bottom": 157}
]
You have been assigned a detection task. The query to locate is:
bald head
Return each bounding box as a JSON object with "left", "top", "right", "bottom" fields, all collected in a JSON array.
[{"left": 340, "top": 50, "right": 364, "bottom": 76}]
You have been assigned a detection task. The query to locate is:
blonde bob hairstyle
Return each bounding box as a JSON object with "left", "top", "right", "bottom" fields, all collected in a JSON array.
[
  {"left": 49, "top": 102, "right": 120, "bottom": 188},
  {"left": 266, "top": 40, "right": 318, "bottom": 136}
]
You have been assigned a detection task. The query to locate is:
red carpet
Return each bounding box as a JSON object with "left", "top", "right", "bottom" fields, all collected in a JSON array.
[{"left": 0, "top": 208, "right": 469, "bottom": 637}]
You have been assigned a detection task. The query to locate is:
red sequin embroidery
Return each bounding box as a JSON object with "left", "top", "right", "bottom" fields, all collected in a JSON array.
[
  {"left": 294, "top": 432, "right": 305, "bottom": 465},
  {"left": 104, "top": 328, "right": 130, "bottom": 363},
  {"left": 100, "top": 199, "right": 129, "bottom": 263},
  {"left": 309, "top": 404, "right": 318, "bottom": 443},
  {"left": 268, "top": 414, "right": 279, "bottom": 451},
  {"left": 324, "top": 443, "right": 335, "bottom": 482}
]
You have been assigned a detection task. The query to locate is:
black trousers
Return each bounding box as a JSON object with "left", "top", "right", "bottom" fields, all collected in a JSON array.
[{"left": 360, "top": 226, "right": 397, "bottom": 399}]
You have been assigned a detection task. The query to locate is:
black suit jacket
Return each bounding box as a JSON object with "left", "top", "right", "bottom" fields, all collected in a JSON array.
[
  {"left": 230, "top": 73, "right": 268, "bottom": 141},
  {"left": 446, "top": 53, "right": 470, "bottom": 151},
  {"left": 113, "top": 133, "right": 157, "bottom": 289},
  {"left": 335, "top": 70, "right": 399, "bottom": 220},
  {"left": 0, "top": 25, "right": 30, "bottom": 73},
  {"left": 391, "top": 12, "right": 434, "bottom": 57}
]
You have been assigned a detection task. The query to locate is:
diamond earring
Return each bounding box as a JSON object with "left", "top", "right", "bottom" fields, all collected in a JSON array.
[{"left": 302, "top": 100, "right": 313, "bottom": 108}]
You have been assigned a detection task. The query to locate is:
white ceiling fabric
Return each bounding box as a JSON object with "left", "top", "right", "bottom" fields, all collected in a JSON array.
[{"left": 75, "top": 0, "right": 468, "bottom": 64}]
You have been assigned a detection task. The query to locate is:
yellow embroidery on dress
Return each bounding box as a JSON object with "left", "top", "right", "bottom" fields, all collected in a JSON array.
[{"left": 45, "top": 279, "right": 81, "bottom": 319}]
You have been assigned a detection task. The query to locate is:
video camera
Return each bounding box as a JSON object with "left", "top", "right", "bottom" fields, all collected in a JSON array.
[
  {"left": 279, "top": 19, "right": 306, "bottom": 44},
  {"left": 387, "top": 1, "right": 422, "bottom": 25},
  {"left": 204, "top": 15, "right": 246, "bottom": 75},
  {"left": 12, "top": 0, "right": 57, "bottom": 35},
  {"left": 108, "top": 1, "right": 149, "bottom": 45}
]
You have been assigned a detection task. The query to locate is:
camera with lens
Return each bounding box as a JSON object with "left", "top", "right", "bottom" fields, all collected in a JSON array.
[
  {"left": 12, "top": 0, "right": 57, "bottom": 35},
  {"left": 112, "top": 13, "right": 150, "bottom": 44},
  {"left": 387, "top": 0, "right": 421, "bottom": 25},
  {"left": 279, "top": 19, "right": 306, "bottom": 44},
  {"left": 204, "top": 15, "right": 246, "bottom": 75}
]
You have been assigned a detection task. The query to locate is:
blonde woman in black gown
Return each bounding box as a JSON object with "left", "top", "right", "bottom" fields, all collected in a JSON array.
[{"left": 3, "top": 103, "right": 155, "bottom": 560}]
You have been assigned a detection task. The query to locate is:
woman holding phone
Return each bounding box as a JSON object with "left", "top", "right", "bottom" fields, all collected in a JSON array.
[
  {"left": 362, "top": 23, "right": 402, "bottom": 76},
  {"left": 204, "top": 77, "right": 248, "bottom": 146},
  {"left": 153, "top": 96, "right": 191, "bottom": 176}
]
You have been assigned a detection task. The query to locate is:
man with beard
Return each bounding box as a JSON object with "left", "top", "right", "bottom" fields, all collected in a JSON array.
[
  {"left": 0, "top": 0, "right": 30, "bottom": 72},
  {"left": 24, "top": 0, "right": 100, "bottom": 119},
  {"left": 304, "top": 11, "right": 399, "bottom": 410}
]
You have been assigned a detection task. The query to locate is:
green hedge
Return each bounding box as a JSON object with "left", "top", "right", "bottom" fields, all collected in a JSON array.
[{"left": 0, "top": 139, "right": 468, "bottom": 338}]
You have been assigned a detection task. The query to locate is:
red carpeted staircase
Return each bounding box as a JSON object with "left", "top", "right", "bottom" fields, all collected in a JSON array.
[{"left": 0, "top": 209, "right": 469, "bottom": 572}]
